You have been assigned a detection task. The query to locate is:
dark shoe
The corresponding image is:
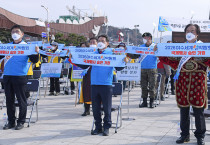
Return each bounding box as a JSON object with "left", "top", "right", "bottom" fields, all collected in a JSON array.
[
  {"left": 81, "top": 111, "right": 90, "bottom": 116},
  {"left": 197, "top": 138, "right": 205, "bottom": 145},
  {"left": 55, "top": 92, "right": 59, "bottom": 96},
  {"left": 3, "top": 123, "right": 15, "bottom": 130},
  {"left": 71, "top": 91, "right": 75, "bottom": 95},
  {"left": 161, "top": 96, "right": 165, "bottom": 101},
  {"left": 82, "top": 104, "right": 90, "bottom": 116},
  {"left": 49, "top": 92, "right": 54, "bottom": 96},
  {"left": 91, "top": 128, "right": 102, "bottom": 135},
  {"left": 176, "top": 135, "right": 190, "bottom": 144},
  {"left": 139, "top": 98, "right": 147, "bottom": 108},
  {"left": 149, "top": 98, "right": 154, "bottom": 108},
  {"left": 15, "top": 123, "right": 24, "bottom": 130},
  {"left": 103, "top": 128, "right": 109, "bottom": 136}
]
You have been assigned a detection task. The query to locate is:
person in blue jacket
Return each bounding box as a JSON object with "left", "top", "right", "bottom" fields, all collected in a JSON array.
[
  {"left": 128, "top": 32, "right": 157, "bottom": 108},
  {"left": 2, "top": 25, "right": 39, "bottom": 130},
  {"left": 69, "top": 34, "right": 128, "bottom": 136},
  {"left": 138, "top": 32, "right": 157, "bottom": 108}
]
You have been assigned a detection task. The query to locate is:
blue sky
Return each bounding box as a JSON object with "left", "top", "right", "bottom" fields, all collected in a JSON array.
[{"left": 1, "top": 0, "right": 210, "bottom": 35}]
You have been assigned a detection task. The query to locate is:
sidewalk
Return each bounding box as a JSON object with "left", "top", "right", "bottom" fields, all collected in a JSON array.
[{"left": 0, "top": 86, "right": 209, "bottom": 145}]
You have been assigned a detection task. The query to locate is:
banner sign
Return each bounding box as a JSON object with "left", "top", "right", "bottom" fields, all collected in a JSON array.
[
  {"left": 30, "top": 42, "right": 65, "bottom": 50},
  {"left": 117, "top": 63, "right": 141, "bottom": 81},
  {"left": 68, "top": 47, "right": 114, "bottom": 54},
  {"left": 29, "top": 41, "right": 43, "bottom": 47},
  {"left": 69, "top": 47, "right": 96, "bottom": 53},
  {"left": 0, "top": 44, "right": 37, "bottom": 56},
  {"left": 63, "top": 46, "right": 76, "bottom": 51},
  {"left": 158, "top": 16, "right": 210, "bottom": 32},
  {"left": 41, "top": 63, "right": 62, "bottom": 78},
  {"left": 39, "top": 50, "right": 67, "bottom": 57},
  {"left": 42, "top": 44, "right": 53, "bottom": 50},
  {"left": 58, "top": 44, "right": 65, "bottom": 50},
  {"left": 41, "top": 32, "right": 47, "bottom": 38},
  {"left": 71, "top": 65, "right": 83, "bottom": 82},
  {"left": 126, "top": 46, "right": 155, "bottom": 55},
  {"left": 114, "top": 48, "right": 126, "bottom": 54},
  {"left": 71, "top": 53, "right": 126, "bottom": 67},
  {"left": 155, "top": 43, "right": 210, "bottom": 57}
]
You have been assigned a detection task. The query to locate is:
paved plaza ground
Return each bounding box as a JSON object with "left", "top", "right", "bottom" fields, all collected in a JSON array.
[{"left": 0, "top": 86, "right": 209, "bottom": 145}]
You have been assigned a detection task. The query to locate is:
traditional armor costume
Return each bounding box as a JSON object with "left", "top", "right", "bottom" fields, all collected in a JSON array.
[{"left": 159, "top": 57, "right": 209, "bottom": 108}]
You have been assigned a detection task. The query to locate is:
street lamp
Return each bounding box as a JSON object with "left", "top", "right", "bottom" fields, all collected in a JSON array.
[
  {"left": 41, "top": 5, "right": 50, "bottom": 43},
  {"left": 134, "top": 25, "right": 139, "bottom": 46},
  {"left": 191, "top": 10, "right": 195, "bottom": 19}
]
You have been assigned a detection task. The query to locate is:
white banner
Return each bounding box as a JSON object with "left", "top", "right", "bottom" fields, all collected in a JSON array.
[
  {"left": 39, "top": 50, "right": 67, "bottom": 57},
  {"left": 41, "top": 63, "right": 62, "bottom": 78},
  {"left": 117, "top": 63, "right": 141, "bottom": 81},
  {"left": 0, "top": 44, "right": 37, "bottom": 55},
  {"left": 155, "top": 43, "right": 210, "bottom": 57},
  {"left": 71, "top": 53, "right": 126, "bottom": 67},
  {"left": 158, "top": 16, "right": 210, "bottom": 32},
  {"left": 72, "top": 65, "right": 83, "bottom": 80},
  {"left": 69, "top": 47, "right": 96, "bottom": 53},
  {"left": 126, "top": 46, "right": 155, "bottom": 55}
]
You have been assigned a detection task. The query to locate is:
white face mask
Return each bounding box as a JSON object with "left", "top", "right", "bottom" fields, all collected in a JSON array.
[
  {"left": 97, "top": 42, "right": 106, "bottom": 50},
  {"left": 186, "top": 33, "right": 196, "bottom": 41},
  {"left": 12, "top": 33, "right": 21, "bottom": 41},
  {"left": 119, "top": 47, "right": 125, "bottom": 49},
  {"left": 90, "top": 45, "right": 97, "bottom": 48},
  {"left": 143, "top": 38, "right": 147, "bottom": 44}
]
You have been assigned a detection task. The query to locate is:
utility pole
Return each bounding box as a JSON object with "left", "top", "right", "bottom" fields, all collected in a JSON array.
[
  {"left": 134, "top": 25, "right": 139, "bottom": 46},
  {"left": 41, "top": 5, "right": 50, "bottom": 43}
]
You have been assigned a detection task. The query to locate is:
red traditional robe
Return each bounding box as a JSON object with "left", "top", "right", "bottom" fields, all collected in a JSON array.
[{"left": 159, "top": 57, "right": 210, "bottom": 108}]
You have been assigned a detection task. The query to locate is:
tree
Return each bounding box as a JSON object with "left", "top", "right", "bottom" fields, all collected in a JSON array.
[
  {"left": 0, "top": 30, "right": 12, "bottom": 43},
  {"left": 54, "top": 33, "right": 87, "bottom": 46},
  {"left": 54, "top": 33, "right": 66, "bottom": 44}
]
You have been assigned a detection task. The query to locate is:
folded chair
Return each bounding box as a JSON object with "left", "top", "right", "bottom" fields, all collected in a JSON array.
[
  {"left": 33, "top": 70, "right": 42, "bottom": 97},
  {"left": 59, "top": 68, "right": 70, "bottom": 95},
  {"left": 33, "top": 70, "right": 42, "bottom": 80},
  {"left": 164, "top": 76, "right": 171, "bottom": 98},
  {"left": 15, "top": 79, "right": 40, "bottom": 127},
  {"left": 91, "top": 82, "right": 123, "bottom": 133}
]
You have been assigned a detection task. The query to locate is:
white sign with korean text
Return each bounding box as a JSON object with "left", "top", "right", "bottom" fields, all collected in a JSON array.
[
  {"left": 41, "top": 63, "right": 62, "bottom": 78},
  {"left": 117, "top": 63, "right": 141, "bottom": 81},
  {"left": 158, "top": 16, "right": 210, "bottom": 32},
  {"left": 155, "top": 43, "right": 210, "bottom": 57}
]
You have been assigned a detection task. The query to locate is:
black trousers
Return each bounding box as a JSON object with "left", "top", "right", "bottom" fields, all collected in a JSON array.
[
  {"left": 70, "top": 82, "right": 75, "bottom": 91},
  {"left": 3, "top": 75, "right": 28, "bottom": 124},
  {"left": 180, "top": 107, "right": 206, "bottom": 138},
  {"left": 50, "top": 77, "right": 60, "bottom": 93},
  {"left": 91, "top": 85, "right": 112, "bottom": 129}
]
